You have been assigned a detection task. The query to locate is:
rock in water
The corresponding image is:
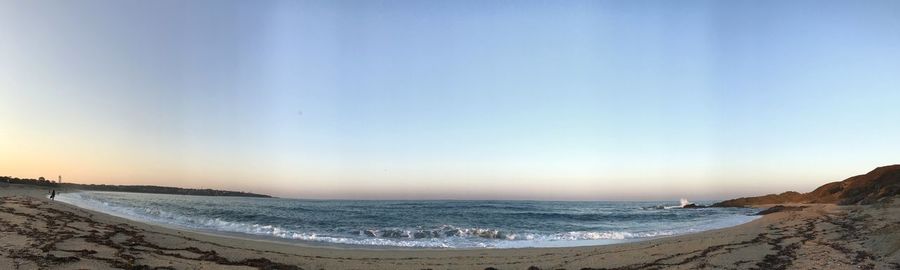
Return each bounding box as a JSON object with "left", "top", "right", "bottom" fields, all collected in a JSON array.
[{"left": 682, "top": 203, "right": 706, "bottom": 208}]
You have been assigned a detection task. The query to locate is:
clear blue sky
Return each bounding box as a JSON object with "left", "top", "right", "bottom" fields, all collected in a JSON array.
[{"left": 1, "top": 0, "right": 898, "bottom": 200}]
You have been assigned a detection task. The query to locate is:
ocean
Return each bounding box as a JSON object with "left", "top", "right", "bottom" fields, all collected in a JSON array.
[{"left": 56, "top": 191, "right": 758, "bottom": 248}]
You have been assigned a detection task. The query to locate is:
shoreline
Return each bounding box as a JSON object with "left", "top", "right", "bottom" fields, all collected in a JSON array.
[
  {"left": 2, "top": 184, "right": 898, "bottom": 269},
  {"left": 54, "top": 189, "right": 759, "bottom": 251}
]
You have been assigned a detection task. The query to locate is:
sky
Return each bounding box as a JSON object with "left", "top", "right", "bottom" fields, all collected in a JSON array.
[{"left": 1, "top": 0, "right": 899, "bottom": 200}]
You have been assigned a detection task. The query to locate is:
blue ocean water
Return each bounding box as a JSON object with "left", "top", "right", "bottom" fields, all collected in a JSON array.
[{"left": 56, "top": 191, "right": 758, "bottom": 248}]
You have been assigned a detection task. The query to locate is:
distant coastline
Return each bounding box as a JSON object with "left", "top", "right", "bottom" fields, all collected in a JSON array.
[{"left": 0, "top": 176, "right": 272, "bottom": 198}]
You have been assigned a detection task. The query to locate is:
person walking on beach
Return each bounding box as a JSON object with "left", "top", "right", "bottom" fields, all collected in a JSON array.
[{"left": 50, "top": 189, "right": 56, "bottom": 200}]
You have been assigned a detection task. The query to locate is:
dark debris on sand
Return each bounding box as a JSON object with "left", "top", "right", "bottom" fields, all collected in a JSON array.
[{"left": 0, "top": 196, "right": 302, "bottom": 270}]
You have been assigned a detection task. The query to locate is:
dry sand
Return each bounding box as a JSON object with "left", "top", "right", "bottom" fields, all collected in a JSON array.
[{"left": 1, "top": 184, "right": 898, "bottom": 270}]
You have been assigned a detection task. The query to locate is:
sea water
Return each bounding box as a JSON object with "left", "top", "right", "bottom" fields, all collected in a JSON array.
[{"left": 56, "top": 191, "right": 758, "bottom": 248}]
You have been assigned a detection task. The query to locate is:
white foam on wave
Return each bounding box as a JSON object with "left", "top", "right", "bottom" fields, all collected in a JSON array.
[
  {"left": 55, "top": 191, "right": 759, "bottom": 248},
  {"left": 658, "top": 198, "right": 693, "bottom": 209}
]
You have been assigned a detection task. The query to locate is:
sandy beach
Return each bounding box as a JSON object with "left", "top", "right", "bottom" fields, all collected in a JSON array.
[{"left": 0, "top": 185, "right": 896, "bottom": 269}]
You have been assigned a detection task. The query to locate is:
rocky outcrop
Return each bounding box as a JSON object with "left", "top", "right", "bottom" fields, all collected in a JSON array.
[
  {"left": 712, "top": 191, "right": 807, "bottom": 207},
  {"left": 713, "top": 165, "right": 900, "bottom": 207},
  {"left": 755, "top": 205, "right": 808, "bottom": 215},
  {"left": 808, "top": 165, "right": 900, "bottom": 205}
]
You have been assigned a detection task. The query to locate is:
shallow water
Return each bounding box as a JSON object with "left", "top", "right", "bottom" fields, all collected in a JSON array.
[{"left": 57, "top": 191, "right": 758, "bottom": 248}]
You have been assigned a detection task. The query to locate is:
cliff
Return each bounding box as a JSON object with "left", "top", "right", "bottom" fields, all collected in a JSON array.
[{"left": 713, "top": 165, "right": 900, "bottom": 207}]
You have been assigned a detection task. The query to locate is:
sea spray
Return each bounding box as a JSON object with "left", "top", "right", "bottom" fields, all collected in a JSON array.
[{"left": 680, "top": 198, "right": 691, "bottom": 207}]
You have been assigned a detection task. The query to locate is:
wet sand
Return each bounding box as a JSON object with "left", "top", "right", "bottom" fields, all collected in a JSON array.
[{"left": 1, "top": 184, "right": 898, "bottom": 269}]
